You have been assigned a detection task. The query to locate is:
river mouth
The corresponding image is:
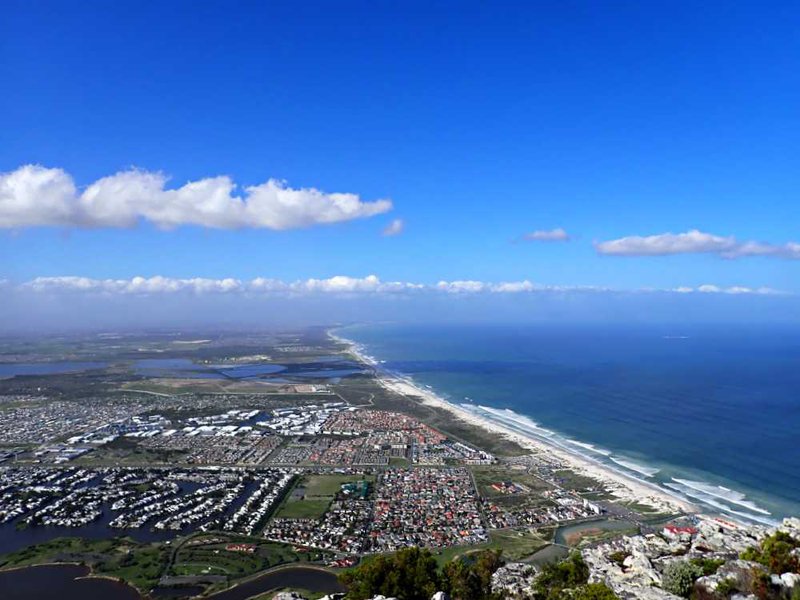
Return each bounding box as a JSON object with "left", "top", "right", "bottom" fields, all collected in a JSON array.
[
  {"left": 554, "top": 518, "right": 639, "bottom": 547},
  {"left": 526, "top": 518, "right": 640, "bottom": 568}
]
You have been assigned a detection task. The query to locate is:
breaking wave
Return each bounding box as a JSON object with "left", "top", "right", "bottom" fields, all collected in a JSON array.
[
  {"left": 610, "top": 456, "right": 660, "bottom": 478},
  {"left": 467, "top": 404, "right": 556, "bottom": 439},
  {"left": 671, "top": 479, "right": 772, "bottom": 516},
  {"left": 565, "top": 440, "right": 612, "bottom": 456}
]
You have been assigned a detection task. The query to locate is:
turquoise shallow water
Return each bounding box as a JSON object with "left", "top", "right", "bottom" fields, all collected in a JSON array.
[{"left": 341, "top": 323, "right": 800, "bottom": 523}]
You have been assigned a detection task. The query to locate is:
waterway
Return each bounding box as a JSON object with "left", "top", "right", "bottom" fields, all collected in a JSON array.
[
  {"left": 0, "top": 564, "right": 141, "bottom": 600},
  {"left": 208, "top": 566, "right": 345, "bottom": 600}
]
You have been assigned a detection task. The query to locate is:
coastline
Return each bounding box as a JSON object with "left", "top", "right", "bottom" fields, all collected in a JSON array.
[{"left": 330, "top": 328, "right": 699, "bottom": 516}]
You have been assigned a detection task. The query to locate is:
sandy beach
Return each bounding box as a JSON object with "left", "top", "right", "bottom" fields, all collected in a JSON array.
[{"left": 332, "top": 330, "right": 698, "bottom": 515}]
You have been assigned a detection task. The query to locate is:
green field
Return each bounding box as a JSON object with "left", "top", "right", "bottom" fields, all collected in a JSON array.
[
  {"left": 274, "top": 473, "right": 373, "bottom": 519},
  {"left": 275, "top": 498, "right": 333, "bottom": 519},
  {"left": 428, "top": 528, "right": 552, "bottom": 565},
  {"left": 172, "top": 540, "right": 314, "bottom": 579},
  {"left": 552, "top": 469, "right": 606, "bottom": 493},
  {"left": 489, "top": 528, "right": 551, "bottom": 560},
  {"left": 471, "top": 466, "right": 553, "bottom": 498}
]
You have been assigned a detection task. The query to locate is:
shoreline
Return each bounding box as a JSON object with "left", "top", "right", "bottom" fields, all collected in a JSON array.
[{"left": 329, "top": 328, "right": 699, "bottom": 516}]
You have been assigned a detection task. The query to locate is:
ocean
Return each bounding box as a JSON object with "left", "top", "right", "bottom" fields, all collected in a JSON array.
[{"left": 340, "top": 323, "right": 800, "bottom": 524}]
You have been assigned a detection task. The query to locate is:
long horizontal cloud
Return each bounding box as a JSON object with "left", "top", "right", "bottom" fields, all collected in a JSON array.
[
  {"left": 523, "top": 228, "right": 570, "bottom": 242},
  {"left": 0, "top": 165, "right": 392, "bottom": 229},
  {"left": 670, "top": 284, "right": 784, "bottom": 295},
  {"left": 16, "top": 275, "right": 787, "bottom": 297},
  {"left": 595, "top": 229, "right": 800, "bottom": 259}
]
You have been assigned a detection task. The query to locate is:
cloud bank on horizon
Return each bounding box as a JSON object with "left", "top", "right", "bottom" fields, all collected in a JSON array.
[
  {"left": 16, "top": 274, "right": 786, "bottom": 297},
  {"left": 0, "top": 165, "right": 392, "bottom": 230},
  {"left": 595, "top": 229, "right": 800, "bottom": 260}
]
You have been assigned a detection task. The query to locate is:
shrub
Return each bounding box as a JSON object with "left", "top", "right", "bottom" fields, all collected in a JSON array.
[
  {"left": 533, "top": 552, "right": 590, "bottom": 599},
  {"left": 608, "top": 551, "right": 628, "bottom": 567},
  {"left": 571, "top": 583, "right": 619, "bottom": 599},
  {"left": 741, "top": 531, "right": 800, "bottom": 575},
  {"left": 661, "top": 560, "right": 704, "bottom": 598},
  {"left": 690, "top": 557, "right": 725, "bottom": 576},
  {"left": 715, "top": 577, "right": 738, "bottom": 597}
]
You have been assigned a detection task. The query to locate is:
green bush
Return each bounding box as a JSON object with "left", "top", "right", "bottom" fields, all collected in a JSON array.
[
  {"left": 608, "top": 551, "right": 628, "bottom": 567},
  {"left": 690, "top": 557, "right": 725, "bottom": 577},
  {"left": 715, "top": 577, "right": 738, "bottom": 597},
  {"left": 661, "top": 560, "right": 704, "bottom": 598},
  {"left": 741, "top": 531, "right": 800, "bottom": 575},
  {"left": 533, "top": 552, "right": 590, "bottom": 599},
  {"left": 571, "top": 583, "right": 618, "bottom": 599},
  {"left": 340, "top": 547, "right": 503, "bottom": 600}
]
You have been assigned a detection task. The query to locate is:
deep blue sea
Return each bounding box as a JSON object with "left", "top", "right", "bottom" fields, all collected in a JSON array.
[{"left": 341, "top": 323, "right": 800, "bottom": 523}]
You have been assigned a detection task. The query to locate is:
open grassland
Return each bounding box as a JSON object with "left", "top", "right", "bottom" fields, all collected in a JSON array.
[
  {"left": 552, "top": 469, "right": 606, "bottom": 493},
  {"left": 172, "top": 540, "right": 313, "bottom": 579},
  {"left": 274, "top": 473, "right": 374, "bottom": 519},
  {"left": 430, "top": 527, "right": 552, "bottom": 565},
  {"left": 472, "top": 465, "right": 553, "bottom": 497}
]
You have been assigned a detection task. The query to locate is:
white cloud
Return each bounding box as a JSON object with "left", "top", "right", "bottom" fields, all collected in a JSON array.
[
  {"left": 523, "top": 228, "right": 570, "bottom": 242},
  {"left": 595, "top": 229, "right": 800, "bottom": 259},
  {"left": 0, "top": 165, "right": 392, "bottom": 230},
  {"left": 435, "top": 280, "right": 487, "bottom": 293},
  {"left": 295, "top": 275, "right": 388, "bottom": 293},
  {"left": 382, "top": 218, "right": 404, "bottom": 237},
  {"left": 23, "top": 276, "right": 244, "bottom": 294},
  {"left": 0, "top": 165, "right": 77, "bottom": 227},
  {"left": 723, "top": 240, "right": 800, "bottom": 259},
  {"left": 12, "top": 275, "right": 791, "bottom": 297},
  {"left": 490, "top": 280, "right": 536, "bottom": 293},
  {"left": 670, "top": 284, "right": 783, "bottom": 296}
]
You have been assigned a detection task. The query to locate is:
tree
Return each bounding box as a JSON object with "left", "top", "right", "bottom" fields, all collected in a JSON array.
[
  {"left": 533, "top": 552, "right": 590, "bottom": 599},
  {"left": 340, "top": 548, "right": 441, "bottom": 600},
  {"left": 341, "top": 547, "right": 506, "bottom": 600},
  {"left": 661, "top": 560, "right": 703, "bottom": 598},
  {"left": 441, "top": 549, "right": 503, "bottom": 600}
]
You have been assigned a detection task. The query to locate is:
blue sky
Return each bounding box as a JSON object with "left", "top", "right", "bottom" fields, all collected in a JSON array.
[{"left": 1, "top": 1, "right": 799, "bottom": 327}]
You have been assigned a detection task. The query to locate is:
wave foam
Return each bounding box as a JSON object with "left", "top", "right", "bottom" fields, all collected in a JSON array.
[
  {"left": 664, "top": 482, "right": 777, "bottom": 526},
  {"left": 471, "top": 404, "right": 556, "bottom": 438},
  {"left": 670, "top": 479, "right": 772, "bottom": 516},
  {"left": 610, "top": 456, "right": 660, "bottom": 478},
  {"left": 566, "top": 440, "right": 612, "bottom": 456}
]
